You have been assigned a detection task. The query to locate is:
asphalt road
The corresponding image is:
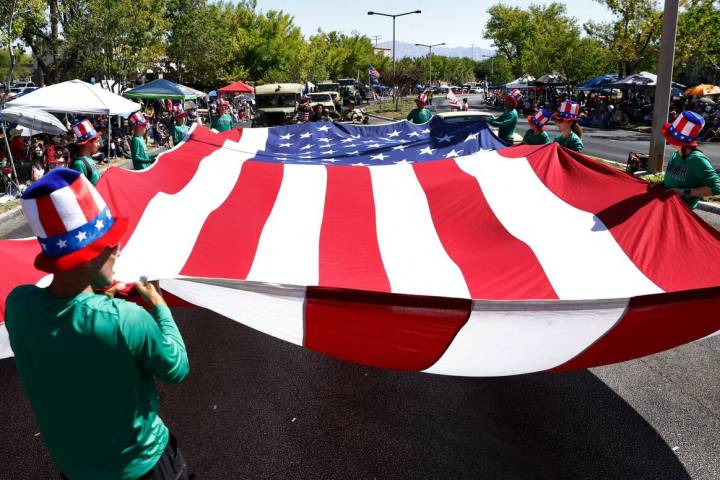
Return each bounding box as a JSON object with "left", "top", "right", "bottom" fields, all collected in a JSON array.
[
  {"left": 1, "top": 210, "right": 719, "bottom": 479},
  {"left": 431, "top": 94, "right": 720, "bottom": 169}
]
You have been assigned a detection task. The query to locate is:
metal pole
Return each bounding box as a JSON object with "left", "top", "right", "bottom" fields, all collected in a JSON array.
[
  {"left": 429, "top": 47, "right": 432, "bottom": 87},
  {"left": 392, "top": 16, "right": 396, "bottom": 107},
  {"left": 648, "top": 0, "right": 679, "bottom": 173}
]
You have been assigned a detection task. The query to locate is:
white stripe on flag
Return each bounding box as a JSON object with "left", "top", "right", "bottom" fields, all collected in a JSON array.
[
  {"left": 369, "top": 164, "right": 470, "bottom": 298},
  {"left": 423, "top": 298, "right": 629, "bottom": 376},
  {"left": 113, "top": 128, "right": 269, "bottom": 282},
  {"left": 51, "top": 186, "right": 87, "bottom": 231},
  {"left": 160, "top": 279, "right": 305, "bottom": 346},
  {"left": 20, "top": 198, "right": 47, "bottom": 238},
  {"left": 247, "top": 164, "right": 327, "bottom": 286},
  {"left": 0, "top": 323, "right": 11, "bottom": 360},
  {"left": 84, "top": 175, "right": 107, "bottom": 212},
  {"left": 455, "top": 152, "right": 663, "bottom": 300}
]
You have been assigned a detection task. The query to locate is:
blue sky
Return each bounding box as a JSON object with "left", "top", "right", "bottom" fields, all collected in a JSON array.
[{"left": 252, "top": 0, "right": 615, "bottom": 49}]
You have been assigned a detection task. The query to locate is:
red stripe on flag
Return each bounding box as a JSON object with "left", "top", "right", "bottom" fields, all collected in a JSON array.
[
  {"left": 0, "top": 239, "right": 48, "bottom": 321},
  {"left": 505, "top": 143, "right": 720, "bottom": 293},
  {"left": 69, "top": 177, "right": 100, "bottom": 220},
  {"left": 305, "top": 287, "right": 471, "bottom": 371},
  {"left": 413, "top": 159, "right": 557, "bottom": 300},
  {"left": 97, "top": 126, "right": 239, "bottom": 246},
  {"left": 180, "top": 160, "right": 284, "bottom": 279},
  {"left": 319, "top": 166, "right": 390, "bottom": 292},
  {"left": 36, "top": 194, "right": 67, "bottom": 237},
  {"left": 552, "top": 286, "right": 720, "bottom": 371}
]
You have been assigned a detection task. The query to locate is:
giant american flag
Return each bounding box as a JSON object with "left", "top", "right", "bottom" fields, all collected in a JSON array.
[{"left": 2, "top": 118, "right": 720, "bottom": 376}]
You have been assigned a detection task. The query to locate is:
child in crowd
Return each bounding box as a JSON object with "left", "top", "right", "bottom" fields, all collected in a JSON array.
[
  {"left": 171, "top": 105, "right": 190, "bottom": 146},
  {"left": 128, "top": 112, "right": 157, "bottom": 170},
  {"left": 553, "top": 100, "right": 584, "bottom": 152},
  {"left": 523, "top": 108, "right": 552, "bottom": 145}
]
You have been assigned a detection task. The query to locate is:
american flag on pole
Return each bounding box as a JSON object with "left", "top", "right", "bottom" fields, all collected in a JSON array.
[
  {"left": 368, "top": 64, "right": 380, "bottom": 79},
  {"left": 2, "top": 120, "right": 720, "bottom": 376},
  {"left": 446, "top": 89, "right": 459, "bottom": 108}
]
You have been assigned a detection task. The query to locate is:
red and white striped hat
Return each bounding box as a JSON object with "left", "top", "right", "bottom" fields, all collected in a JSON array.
[
  {"left": 128, "top": 111, "right": 148, "bottom": 127},
  {"left": 662, "top": 111, "right": 705, "bottom": 147},
  {"left": 528, "top": 108, "right": 552, "bottom": 129},
  {"left": 172, "top": 104, "right": 187, "bottom": 117},
  {"left": 553, "top": 100, "right": 580, "bottom": 121},
  {"left": 216, "top": 98, "right": 229, "bottom": 108},
  {"left": 415, "top": 93, "right": 428, "bottom": 106},
  {"left": 506, "top": 88, "right": 523, "bottom": 106},
  {"left": 20, "top": 168, "right": 127, "bottom": 272},
  {"left": 72, "top": 119, "right": 101, "bottom": 145}
]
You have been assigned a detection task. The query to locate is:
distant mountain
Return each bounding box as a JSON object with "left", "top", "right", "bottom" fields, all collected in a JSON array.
[{"left": 376, "top": 41, "right": 494, "bottom": 60}]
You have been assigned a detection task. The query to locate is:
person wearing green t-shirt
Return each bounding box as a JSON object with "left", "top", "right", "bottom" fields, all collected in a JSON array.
[
  {"left": 488, "top": 89, "right": 521, "bottom": 143},
  {"left": 6, "top": 168, "right": 190, "bottom": 480},
  {"left": 212, "top": 98, "right": 234, "bottom": 132},
  {"left": 661, "top": 111, "right": 720, "bottom": 209},
  {"left": 407, "top": 94, "right": 432, "bottom": 124},
  {"left": 68, "top": 119, "right": 101, "bottom": 185},
  {"left": 553, "top": 100, "right": 584, "bottom": 152},
  {"left": 171, "top": 104, "right": 190, "bottom": 146},
  {"left": 523, "top": 108, "right": 552, "bottom": 145},
  {"left": 128, "top": 111, "right": 157, "bottom": 170}
]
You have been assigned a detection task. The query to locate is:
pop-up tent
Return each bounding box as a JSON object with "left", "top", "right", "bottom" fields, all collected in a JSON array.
[
  {"left": 123, "top": 79, "right": 199, "bottom": 100},
  {"left": 5, "top": 79, "right": 140, "bottom": 116},
  {"left": 577, "top": 74, "right": 620, "bottom": 91},
  {"left": 505, "top": 75, "right": 535, "bottom": 89},
  {"left": 610, "top": 71, "right": 685, "bottom": 89},
  {"left": 217, "top": 81, "right": 254, "bottom": 94}
]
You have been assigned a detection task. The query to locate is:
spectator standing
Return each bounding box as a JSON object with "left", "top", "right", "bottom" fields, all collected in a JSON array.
[
  {"left": 6, "top": 168, "right": 190, "bottom": 479},
  {"left": 553, "top": 100, "right": 584, "bottom": 152},
  {"left": 407, "top": 94, "right": 432, "bottom": 124},
  {"left": 662, "top": 111, "right": 720, "bottom": 209},
  {"left": 212, "top": 99, "right": 233, "bottom": 132},
  {"left": 128, "top": 112, "right": 157, "bottom": 170},
  {"left": 171, "top": 105, "right": 190, "bottom": 146},
  {"left": 488, "top": 89, "right": 521, "bottom": 143},
  {"left": 69, "top": 120, "right": 101, "bottom": 185},
  {"left": 523, "top": 108, "right": 552, "bottom": 145},
  {"left": 461, "top": 98, "right": 469, "bottom": 111},
  {"left": 297, "top": 97, "right": 312, "bottom": 123}
]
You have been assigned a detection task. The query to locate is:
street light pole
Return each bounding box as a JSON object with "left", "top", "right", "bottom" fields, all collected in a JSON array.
[
  {"left": 415, "top": 42, "right": 445, "bottom": 87},
  {"left": 368, "top": 10, "right": 422, "bottom": 109},
  {"left": 648, "top": 0, "right": 679, "bottom": 173}
]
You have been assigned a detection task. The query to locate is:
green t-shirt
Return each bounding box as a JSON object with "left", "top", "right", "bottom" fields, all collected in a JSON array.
[
  {"left": 131, "top": 135, "right": 157, "bottom": 170},
  {"left": 488, "top": 109, "right": 518, "bottom": 143},
  {"left": 663, "top": 149, "right": 720, "bottom": 209},
  {"left": 211, "top": 114, "right": 234, "bottom": 132},
  {"left": 522, "top": 129, "right": 551, "bottom": 145},
  {"left": 70, "top": 155, "right": 100, "bottom": 185},
  {"left": 172, "top": 124, "right": 190, "bottom": 146},
  {"left": 406, "top": 107, "right": 432, "bottom": 124},
  {"left": 4, "top": 286, "right": 189, "bottom": 480},
  {"left": 554, "top": 131, "right": 584, "bottom": 152}
]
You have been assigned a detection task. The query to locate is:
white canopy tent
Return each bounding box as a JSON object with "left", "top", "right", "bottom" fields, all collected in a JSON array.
[
  {"left": 505, "top": 75, "right": 536, "bottom": 90},
  {"left": 6, "top": 79, "right": 141, "bottom": 116}
]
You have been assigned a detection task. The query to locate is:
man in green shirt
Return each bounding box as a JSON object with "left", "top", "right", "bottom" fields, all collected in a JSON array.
[
  {"left": 407, "top": 94, "right": 432, "bottom": 124},
  {"left": 171, "top": 104, "right": 190, "bottom": 146},
  {"left": 523, "top": 108, "right": 552, "bottom": 145},
  {"left": 128, "top": 111, "right": 157, "bottom": 170},
  {"left": 6, "top": 168, "right": 190, "bottom": 480},
  {"left": 488, "top": 89, "right": 521, "bottom": 143},
  {"left": 69, "top": 119, "right": 101, "bottom": 185},
  {"left": 661, "top": 111, "right": 720, "bottom": 209},
  {"left": 212, "top": 98, "right": 234, "bottom": 132}
]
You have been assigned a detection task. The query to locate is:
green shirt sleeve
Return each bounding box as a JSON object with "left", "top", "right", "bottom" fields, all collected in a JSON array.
[
  {"left": 70, "top": 158, "right": 89, "bottom": 178},
  {"left": 488, "top": 111, "right": 514, "bottom": 128},
  {"left": 691, "top": 152, "right": 720, "bottom": 195},
  {"left": 118, "top": 303, "right": 189, "bottom": 384},
  {"left": 131, "top": 136, "right": 155, "bottom": 170}
]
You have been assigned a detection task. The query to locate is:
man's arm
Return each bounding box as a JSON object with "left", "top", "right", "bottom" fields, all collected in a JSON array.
[{"left": 488, "top": 112, "right": 513, "bottom": 127}]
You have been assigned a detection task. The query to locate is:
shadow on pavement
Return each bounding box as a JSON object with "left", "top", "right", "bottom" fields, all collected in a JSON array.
[{"left": 0, "top": 308, "right": 690, "bottom": 480}]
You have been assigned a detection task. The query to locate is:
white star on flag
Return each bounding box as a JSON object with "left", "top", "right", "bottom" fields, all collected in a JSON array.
[
  {"left": 421, "top": 128, "right": 431, "bottom": 134},
  {"left": 435, "top": 134, "right": 454, "bottom": 143},
  {"left": 280, "top": 133, "right": 294, "bottom": 140},
  {"left": 395, "top": 159, "right": 411, "bottom": 165},
  {"left": 370, "top": 153, "right": 388, "bottom": 161},
  {"left": 76, "top": 231, "right": 87, "bottom": 242},
  {"left": 105, "top": 210, "right": 112, "bottom": 219},
  {"left": 340, "top": 138, "right": 355, "bottom": 143},
  {"left": 40, "top": 242, "right": 47, "bottom": 251},
  {"left": 300, "top": 132, "right": 312, "bottom": 139},
  {"left": 300, "top": 145, "right": 312, "bottom": 150},
  {"left": 419, "top": 146, "right": 436, "bottom": 155},
  {"left": 279, "top": 143, "right": 293, "bottom": 148},
  {"left": 387, "top": 130, "right": 401, "bottom": 138},
  {"left": 57, "top": 239, "right": 68, "bottom": 249},
  {"left": 367, "top": 143, "right": 381, "bottom": 149},
  {"left": 342, "top": 144, "right": 357, "bottom": 148},
  {"left": 444, "top": 149, "right": 463, "bottom": 158},
  {"left": 316, "top": 125, "right": 331, "bottom": 132},
  {"left": 407, "top": 131, "right": 420, "bottom": 138},
  {"left": 324, "top": 158, "right": 338, "bottom": 163},
  {"left": 465, "top": 132, "right": 479, "bottom": 142},
  {"left": 94, "top": 219, "right": 105, "bottom": 230},
  {"left": 318, "top": 138, "right": 332, "bottom": 143},
  {"left": 322, "top": 150, "right": 336, "bottom": 155},
  {"left": 347, "top": 150, "right": 360, "bottom": 155},
  {"left": 392, "top": 145, "right": 405, "bottom": 151},
  {"left": 352, "top": 162, "right": 368, "bottom": 166}
]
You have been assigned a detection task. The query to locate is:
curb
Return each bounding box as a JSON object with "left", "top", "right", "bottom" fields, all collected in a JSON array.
[{"left": 0, "top": 204, "right": 23, "bottom": 225}]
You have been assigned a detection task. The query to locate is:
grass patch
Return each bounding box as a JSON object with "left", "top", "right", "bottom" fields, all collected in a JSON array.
[
  {"left": 364, "top": 98, "right": 416, "bottom": 121},
  {"left": 0, "top": 197, "right": 20, "bottom": 215}
]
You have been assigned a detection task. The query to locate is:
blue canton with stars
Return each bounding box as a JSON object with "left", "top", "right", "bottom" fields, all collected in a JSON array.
[{"left": 252, "top": 117, "right": 507, "bottom": 166}]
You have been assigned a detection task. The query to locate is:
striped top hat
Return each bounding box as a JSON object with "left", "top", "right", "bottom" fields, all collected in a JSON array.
[
  {"left": 216, "top": 98, "right": 229, "bottom": 108},
  {"left": 528, "top": 108, "right": 552, "bottom": 129},
  {"left": 415, "top": 93, "right": 427, "bottom": 106},
  {"left": 506, "top": 88, "right": 523, "bottom": 107},
  {"left": 128, "top": 111, "right": 148, "bottom": 127},
  {"left": 72, "top": 119, "right": 101, "bottom": 145},
  {"left": 662, "top": 111, "right": 705, "bottom": 147},
  {"left": 554, "top": 100, "right": 580, "bottom": 121},
  {"left": 172, "top": 104, "right": 187, "bottom": 117},
  {"left": 20, "top": 168, "right": 127, "bottom": 273}
]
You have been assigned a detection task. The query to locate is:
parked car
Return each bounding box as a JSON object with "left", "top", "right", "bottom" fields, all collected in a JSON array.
[
  {"left": 307, "top": 92, "right": 336, "bottom": 113},
  {"left": 436, "top": 110, "right": 523, "bottom": 144},
  {"left": 254, "top": 83, "right": 303, "bottom": 126}
]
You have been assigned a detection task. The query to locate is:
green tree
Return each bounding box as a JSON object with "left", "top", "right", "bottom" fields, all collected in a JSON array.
[
  {"left": 484, "top": 4, "right": 532, "bottom": 77},
  {"left": 676, "top": 0, "right": 720, "bottom": 84}
]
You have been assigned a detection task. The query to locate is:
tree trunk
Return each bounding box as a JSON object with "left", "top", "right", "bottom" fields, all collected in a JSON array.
[
  {"left": 48, "top": 0, "right": 60, "bottom": 83},
  {"left": 5, "top": 0, "right": 19, "bottom": 92}
]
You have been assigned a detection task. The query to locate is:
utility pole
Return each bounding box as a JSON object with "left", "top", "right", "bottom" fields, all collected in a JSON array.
[
  {"left": 648, "top": 0, "right": 679, "bottom": 173},
  {"left": 471, "top": 43, "right": 475, "bottom": 61},
  {"left": 371, "top": 35, "right": 382, "bottom": 47},
  {"left": 415, "top": 42, "right": 445, "bottom": 87}
]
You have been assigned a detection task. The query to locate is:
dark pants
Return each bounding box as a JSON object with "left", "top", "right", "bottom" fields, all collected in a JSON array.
[{"left": 61, "top": 434, "right": 189, "bottom": 480}]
